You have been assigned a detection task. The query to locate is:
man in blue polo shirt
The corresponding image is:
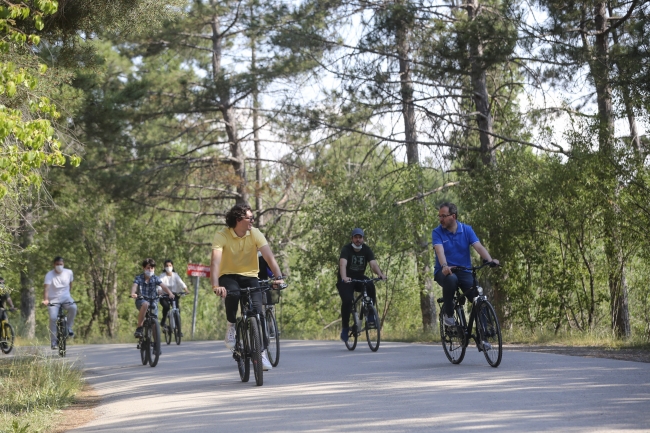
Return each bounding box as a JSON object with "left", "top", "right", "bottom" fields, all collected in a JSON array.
[{"left": 432, "top": 202, "right": 499, "bottom": 327}]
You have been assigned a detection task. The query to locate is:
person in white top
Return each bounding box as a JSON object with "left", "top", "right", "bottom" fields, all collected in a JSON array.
[
  {"left": 158, "top": 259, "right": 189, "bottom": 331},
  {"left": 43, "top": 257, "right": 77, "bottom": 350}
]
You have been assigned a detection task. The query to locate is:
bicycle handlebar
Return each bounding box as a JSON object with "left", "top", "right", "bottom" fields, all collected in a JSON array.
[
  {"left": 44, "top": 301, "right": 77, "bottom": 307},
  {"left": 347, "top": 277, "right": 385, "bottom": 283},
  {"left": 451, "top": 261, "right": 500, "bottom": 272},
  {"left": 136, "top": 295, "right": 160, "bottom": 302},
  {"left": 257, "top": 278, "right": 288, "bottom": 290}
]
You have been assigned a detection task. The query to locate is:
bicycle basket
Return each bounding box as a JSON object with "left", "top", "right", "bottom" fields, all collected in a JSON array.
[{"left": 263, "top": 289, "right": 281, "bottom": 305}]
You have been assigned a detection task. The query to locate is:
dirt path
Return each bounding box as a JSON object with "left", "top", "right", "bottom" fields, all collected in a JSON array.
[{"left": 49, "top": 383, "right": 100, "bottom": 433}]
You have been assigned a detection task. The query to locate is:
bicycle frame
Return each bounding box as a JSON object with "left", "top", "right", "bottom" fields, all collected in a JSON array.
[
  {"left": 449, "top": 264, "right": 492, "bottom": 347},
  {"left": 349, "top": 278, "right": 382, "bottom": 335}
]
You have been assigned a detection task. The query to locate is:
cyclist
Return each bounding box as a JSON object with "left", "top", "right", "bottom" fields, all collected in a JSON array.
[
  {"left": 210, "top": 204, "right": 284, "bottom": 371},
  {"left": 130, "top": 258, "right": 175, "bottom": 338},
  {"left": 432, "top": 202, "right": 499, "bottom": 327},
  {"left": 43, "top": 257, "right": 77, "bottom": 350},
  {"left": 158, "top": 259, "right": 189, "bottom": 333},
  {"left": 337, "top": 228, "right": 387, "bottom": 342},
  {"left": 0, "top": 277, "right": 16, "bottom": 322}
]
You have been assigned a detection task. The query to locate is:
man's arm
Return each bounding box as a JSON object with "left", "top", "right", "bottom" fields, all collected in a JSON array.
[
  {"left": 339, "top": 258, "right": 349, "bottom": 282},
  {"left": 472, "top": 242, "right": 499, "bottom": 265},
  {"left": 210, "top": 249, "right": 226, "bottom": 298},
  {"left": 42, "top": 284, "right": 50, "bottom": 305},
  {"left": 259, "top": 245, "right": 284, "bottom": 284},
  {"left": 433, "top": 244, "right": 453, "bottom": 276},
  {"left": 130, "top": 283, "right": 139, "bottom": 299},
  {"left": 368, "top": 260, "right": 386, "bottom": 280}
]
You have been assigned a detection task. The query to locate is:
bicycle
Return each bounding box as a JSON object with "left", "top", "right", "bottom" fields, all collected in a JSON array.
[
  {"left": 261, "top": 278, "right": 284, "bottom": 367},
  {"left": 436, "top": 262, "right": 502, "bottom": 367},
  {"left": 0, "top": 307, "right": 15, "bottom": 355},
  {"left": 47, "top": 301, "right": 76, "bottom": 358},
  {"left": 233, "top": 279, "right": 287, "bottom": 386},
  {"left": 344, "top": 278, "right": 382, "bottom": 352},
  {"left": 162, "top": 293, "right": 186, "bottom": 345},
  {"left": 136, "top": 295, "right": 162, "bottom": 367}
]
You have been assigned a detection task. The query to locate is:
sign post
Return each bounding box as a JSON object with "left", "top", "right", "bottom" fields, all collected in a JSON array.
[{"left": 187, "top": 263, "right": 211, "bottom": 339}]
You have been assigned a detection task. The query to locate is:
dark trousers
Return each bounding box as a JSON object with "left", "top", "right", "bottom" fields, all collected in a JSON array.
[
  {"left": 434, "top": 271, "right": 476, "bottom": 317},
  {"left": 221, "top": 274, "right": 266, "bottom": 349},
  {"left": 160, "top": 296, "right": 181, "bottom": 327},
  {"left": 220, "top": 274, "right": 264, "bottom": 325},
  {"left": 337, "top": 277, "right": 376, "bottom": 328}
]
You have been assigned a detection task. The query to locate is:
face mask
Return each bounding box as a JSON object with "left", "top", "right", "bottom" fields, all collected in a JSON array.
[
  {"left": 165, "top": 266, "right": 173, "bottom": 273},
  {"left": 145, "top": 270, "right": 154, "bottom": 277},
  {"left": 351, "top": 242, "right": 362, "bottom": 251},
  {"left": 55, "top": 265, "right": 64, "bottom": 273}
]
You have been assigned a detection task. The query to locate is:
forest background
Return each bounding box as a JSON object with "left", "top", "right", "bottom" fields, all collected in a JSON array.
[{"left": 1, "top": 0, "right": 649, "bottom": 345}]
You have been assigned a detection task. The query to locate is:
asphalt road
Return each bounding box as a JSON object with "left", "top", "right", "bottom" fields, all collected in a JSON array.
[{"left": 64, "top": 339, "right": 650, "bottom": 432}]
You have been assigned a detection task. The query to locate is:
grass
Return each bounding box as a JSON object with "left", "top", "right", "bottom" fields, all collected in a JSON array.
[
  {"left": 503, "top": 327, "right": 650, "bottom": 349},
  {"left": 0, "top": 347, "right": 83, "bottom": 433}
]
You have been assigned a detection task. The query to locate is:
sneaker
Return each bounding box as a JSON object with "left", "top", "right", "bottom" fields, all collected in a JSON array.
[
  {"left": 340, "top": 327, "right": 349, "bottom": 342},
  {"left": 162, "top": 327, "right": 167, "bottom": 334},
  {"left": 134, "top": 327, "right": 143, "bottom": 338},
  {"left": 443, "top": 314, "right": 455, "bottom": 327},
  {"left": 224, "top": 322, "right": 236, "bottom": 350},
  {"left": 68, "top": 329, "right": 74, "bottom": 337},
  {"left": 51, "top": 342, "right": 58, "bottom": 350},
  {"left": 261, "top": 351, "right": 272, "bottom": 371},
  {"left": 366, "top": 310, "right": 376, "bottom": 325},
  {"left": 482, "top": 341, "right": 492, "bottom": 351}
]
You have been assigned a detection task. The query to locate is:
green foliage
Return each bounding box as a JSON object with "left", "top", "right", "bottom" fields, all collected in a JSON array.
[{"left": 0, "top": 1, "right": 80, "bottom": 200}]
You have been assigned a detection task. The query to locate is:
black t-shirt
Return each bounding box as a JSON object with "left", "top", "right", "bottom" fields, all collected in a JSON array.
[
  {"left": 0, "top": 294, "right": 7, "bottom": 309},
  {"left": 338, "top": 243, "right": 375, "bottom": 280}
]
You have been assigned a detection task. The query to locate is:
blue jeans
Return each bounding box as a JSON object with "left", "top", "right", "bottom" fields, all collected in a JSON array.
[{"left": 434, "top": 271, "right": 476, "bottom": 317}]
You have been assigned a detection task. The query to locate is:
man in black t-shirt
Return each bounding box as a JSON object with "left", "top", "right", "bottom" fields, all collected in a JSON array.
[{"left": 337, "top": 228, "right": 386, "bottom": 342}]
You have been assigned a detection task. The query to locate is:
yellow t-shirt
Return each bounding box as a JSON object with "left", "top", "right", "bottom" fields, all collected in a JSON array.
[{"left": 212, "top": 227, "right": 268, "bottom": 277}]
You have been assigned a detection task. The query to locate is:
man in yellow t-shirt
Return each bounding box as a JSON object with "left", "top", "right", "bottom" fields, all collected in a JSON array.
[{"left": 210, "top": 203, "right": 284, "bottom": 370}]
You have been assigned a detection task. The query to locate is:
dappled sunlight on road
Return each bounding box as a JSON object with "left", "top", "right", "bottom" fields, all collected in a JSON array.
[{"left": 66, "top": 340, "right": 650, "bottom": 432}]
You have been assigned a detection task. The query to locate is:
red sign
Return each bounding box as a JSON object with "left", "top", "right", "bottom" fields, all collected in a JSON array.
[{"left": 187, "top": 263, "right": 211, "bottom": 278}]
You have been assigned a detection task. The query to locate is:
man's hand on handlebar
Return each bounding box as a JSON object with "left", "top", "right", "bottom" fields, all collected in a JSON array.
[
  {"left": 130, "top": 293, "right": 138, "bottom": 299},
  {"left": 42, "top": 299, "right": 50, "bottom": 306},
  {"left": 213, "top": 286, "right": 227, "bottom": 298},
  {"left": 272, "top": 275, "right": 286, "bottom": 289},
  {"left": 442, "top": 265, "right": 455, "bottom": 276}
]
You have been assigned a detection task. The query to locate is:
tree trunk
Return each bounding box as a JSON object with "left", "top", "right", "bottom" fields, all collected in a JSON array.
[
  {"left": 211, "top": 12, "right": 248, "bottom": 205},
  {"left": 396, "top": 20, "right": 418, "bottom": 166},
  {"left": 608, "top": 16, "right": 642, "bottom": 155},
  {"left": 589, "top": 3, "right": 630, "bottom": 337},
  {"left": 467, "top": 0, "right": 496, "bottom": 166},
  {"left": 252, "top": 36, "right": 264, "bottom": 225},
  {"left": 395, "top": 15, "right": 436, "bottom": 332},
  {"left": 19, "top": 207, "right": 36, "bottom": 338}
]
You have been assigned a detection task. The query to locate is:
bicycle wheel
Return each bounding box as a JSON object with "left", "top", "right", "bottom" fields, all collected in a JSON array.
[
  {"left": 235, "top": 319, "right": 250, "bottom": 382},
  {"left": 58, "top": 317, "right": 67, "bottom": 358},
  {"left": 439, "top": 309, "right": 466, "bottom": 364},
  {"left": 265, "top": 310, "right": 280, "bottom": 367},
  {"left": 249, "top": 317, "right": 263, "bottom": 386},
  {"left": 140, "top": 337, "right": 148, "bottom": 365},
  {"left": 477, "top": 301, "right": 502, "bottom": 367},
  {"left": 0, "top": 322, "right": 15, "bottom": 354},
  {"left": 174, "top": 311, "right": 182, "bottom": 345},
  {"left": 365, "top": 304, "right": 380, "bottom": 352},
  {"left": 164, "top": 313, "right": 172, "bottom": 345},
  {"left": 149, "top": 319, "right": 161, "bottom": 367},
  {"left": 344, "top": 323, "right": 358, "bottom": 351}
]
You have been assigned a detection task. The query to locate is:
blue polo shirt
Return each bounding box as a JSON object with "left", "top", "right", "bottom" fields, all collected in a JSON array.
[{"left": 432, "top": 222, "right": 480, "bottom": 275}]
